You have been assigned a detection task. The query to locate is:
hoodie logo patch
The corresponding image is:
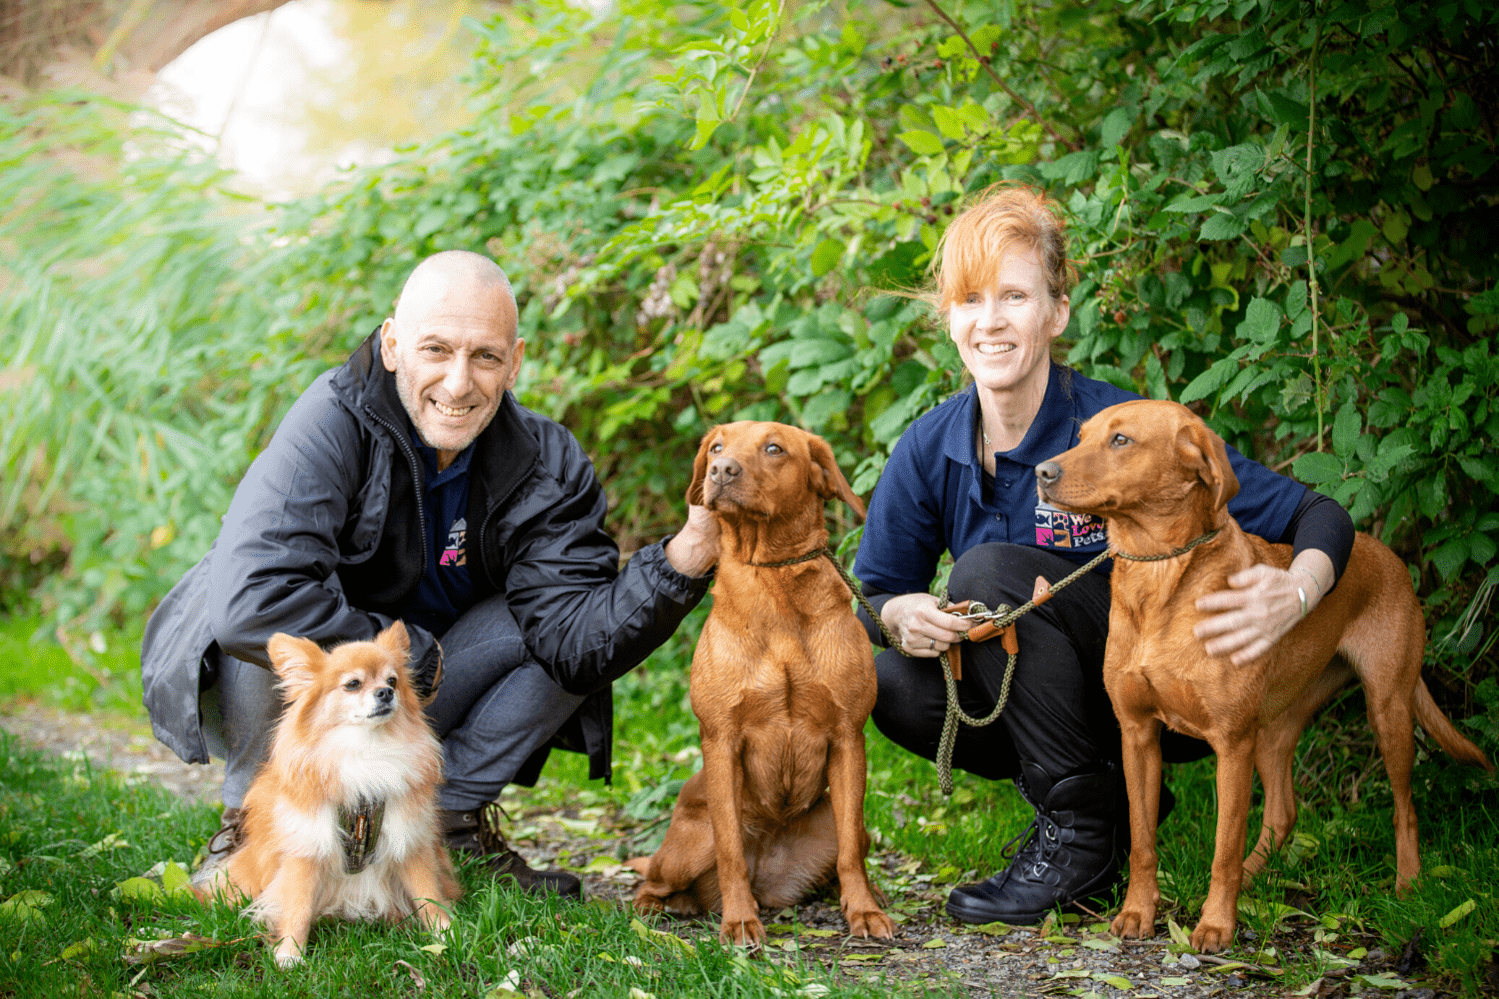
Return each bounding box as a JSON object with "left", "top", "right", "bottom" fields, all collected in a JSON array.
[{"left": 439, "top": 517, "right": 467, "bottom": 567}]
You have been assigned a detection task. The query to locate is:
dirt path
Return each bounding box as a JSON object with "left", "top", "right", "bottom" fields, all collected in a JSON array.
[{"left": 0, "top": 703, "right": 1420, "bottom": 998}]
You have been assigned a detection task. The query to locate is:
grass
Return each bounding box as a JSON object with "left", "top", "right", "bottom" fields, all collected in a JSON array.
[{"left": 1, "top": 609, "right": 1497, "bottom": 996}]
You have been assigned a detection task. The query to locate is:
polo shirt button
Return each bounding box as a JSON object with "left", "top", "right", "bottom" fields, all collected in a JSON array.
[{"left": 995, "top": 513, "right": 1004, "bottom": 521}]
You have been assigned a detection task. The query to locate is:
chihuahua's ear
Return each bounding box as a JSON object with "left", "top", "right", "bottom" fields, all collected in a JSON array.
[
  {"left": 1176, "top": 414, "right": 1240, "bottom": 515},
  {"left": 265, "top": 633, "right": 324, "bottom": 698},
  {"left": 807, "top": 433, "right": 866, "bottom": 520},
  {"left": 375, "top": 620, "right": 411, "bottom": 660},
  {"left": 686, "top": 428, "right": 718, "bottom": 506}
]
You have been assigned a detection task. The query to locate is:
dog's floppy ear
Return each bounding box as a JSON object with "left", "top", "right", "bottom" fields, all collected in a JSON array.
[
  {"left": 265, "top": 633, "right": 323, "bottom": 698},
  {"left": 1176, "top": 415, "right": 1240, "bottom": 514},
  {"left": 375, "top": 620, "right": 411, "bottom": 661},
  {"left": 807, "top": 433, "right": 866, "bottom": 520},
  {"left": 686, "top": 427, "right": 717, "bottom": 506}
]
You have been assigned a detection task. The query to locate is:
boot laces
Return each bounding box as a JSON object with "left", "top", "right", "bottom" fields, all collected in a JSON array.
[{"left": 476, "top": 802, "right": 519, "bottom": 860}]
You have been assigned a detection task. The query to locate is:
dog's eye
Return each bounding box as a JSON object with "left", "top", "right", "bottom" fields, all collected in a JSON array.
[
  {"left": 709, "top": 442, "right": 722, "bottom": 454},
  {"left": 1111, "top": 433, "right": 1131, "bottom": 447},
  {"left": 343, "top": 678, "right": 361, "bottom": 692},
  {"left": 386, "top": 676, "right": 398, "bottom": 687},
  {"left": 765, "top": 443, "right": 783, "bottom": 455}
]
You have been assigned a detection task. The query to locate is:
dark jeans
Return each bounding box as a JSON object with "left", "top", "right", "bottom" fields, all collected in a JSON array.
[
  {"left": 204, "top": 593, "right": 585, "bottom": 812},
  {"left": 871, "top": 543, "right": 1209, "bottom": 786}
]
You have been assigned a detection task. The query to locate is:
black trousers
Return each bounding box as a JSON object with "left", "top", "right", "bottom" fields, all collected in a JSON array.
[{"left": 871, "top": 543, "right": 1210, "bottom": 786}]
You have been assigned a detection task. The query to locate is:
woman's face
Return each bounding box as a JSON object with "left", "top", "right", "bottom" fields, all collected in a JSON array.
[{"left": 948, "top": 248, "right": 1069, "bottom": 401}]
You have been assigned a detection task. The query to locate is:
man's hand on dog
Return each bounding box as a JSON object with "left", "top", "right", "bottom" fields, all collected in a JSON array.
[
  {"left": 664, "top": 503, "right": 720, "bottom": 577},
  {"left": 1193, "top": 552, "right": 1335, "bottom": 665}
]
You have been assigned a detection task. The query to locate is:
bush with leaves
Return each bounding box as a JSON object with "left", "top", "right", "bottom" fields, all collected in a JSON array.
[{"left": 2, "top": 0, "right": 1495, "bottom": 730}]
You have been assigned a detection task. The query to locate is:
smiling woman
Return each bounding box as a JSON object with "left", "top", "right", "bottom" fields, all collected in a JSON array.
[{"left": 849, "top": 182, "right": 1355, "bottom": 932}]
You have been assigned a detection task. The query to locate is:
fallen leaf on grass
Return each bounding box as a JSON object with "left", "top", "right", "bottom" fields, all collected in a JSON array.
[
  {"left": 1358, "top": 972, "right": 1412, "bottom": 990},
  {"left": 1165, "top": 917, "right": 1193, "bottom": 953},
  {"left": 122, "top": 933, "right": 238, "bottom": 964},
  {"left": 1081, "top": 937, "right": 1121, "bottom": 952},
  {"left": 920, "top": 938, "right": 946, "bottom": 949},
  {"left": 394, "top": 959, "right": 425, "bottom": 990},
  {"left": 629, "top": 919, "right": 696, "bottom": 957},
  {"left": 80, "top": 833, "right": 129, "bottom": 859},
  {"left": 0, "top": 889, "right": 53, "bottom": 925},
  {"left": 1092, "top": 972, "right": 1133, "bottom": 989},
  {"left": 838, "top": 953, "right": 883, "bottom": 962},
  {"left": 1439, "top": 899, "right": 1476, "bottom": 928},
  {"left": 1160, "top": 977, "right": 1191, "bottom": 987},
  {"left": 420, "top": 943, "right": 447, "bottom": 956},
  {"left": 115, "top": 878, "right": 166, "bottom": 904}
]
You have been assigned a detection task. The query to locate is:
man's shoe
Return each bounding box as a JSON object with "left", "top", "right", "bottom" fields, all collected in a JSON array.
[
  {"left": 442, "top": 805, "right": 582, "bottom": 899},
  {"left": 946, "top": 762, "right": 1122, "bottom": 925},
  {"left": 190, "top": 806, "right": 244, "bottom": 891}
]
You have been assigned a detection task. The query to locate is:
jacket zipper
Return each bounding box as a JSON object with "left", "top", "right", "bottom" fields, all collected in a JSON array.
[{"left": 364, "top": 406, "right": 429, "bottom": 581}]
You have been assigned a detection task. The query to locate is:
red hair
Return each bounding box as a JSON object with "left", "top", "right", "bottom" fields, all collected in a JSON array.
[{"left": 932, "top": 183, "right": 1075, "bottom": 311}]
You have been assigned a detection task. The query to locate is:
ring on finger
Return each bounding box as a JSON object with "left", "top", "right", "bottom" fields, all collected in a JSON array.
[{"left": 928, "top": 638, "right": 936, "bottom": 650}]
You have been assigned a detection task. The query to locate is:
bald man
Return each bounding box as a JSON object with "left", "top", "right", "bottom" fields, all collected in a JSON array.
[{"left": 142, "top": 251, "right": 718, "bottom": 899}]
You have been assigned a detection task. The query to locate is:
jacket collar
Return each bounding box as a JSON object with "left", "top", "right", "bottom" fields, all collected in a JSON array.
[
  {"left": 344, "top": 328, "right": 541, "bottom": 516},
  {"left": 940, "top": 364, "right": 1079, "bottom": 469}
]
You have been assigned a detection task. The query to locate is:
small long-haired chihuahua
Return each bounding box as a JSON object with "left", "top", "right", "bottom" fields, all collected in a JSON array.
[{"left": 195, "top": 621, "right": 460, "bottom": 967}]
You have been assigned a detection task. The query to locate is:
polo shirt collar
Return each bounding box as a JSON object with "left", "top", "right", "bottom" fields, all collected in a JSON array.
[{"left": 939, "top": 364, "right": 1079, "bottom": 469}]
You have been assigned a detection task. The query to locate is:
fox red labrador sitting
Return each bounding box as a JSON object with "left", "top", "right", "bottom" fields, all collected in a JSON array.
[
  {"left": 1037, "top": 400, "right": 1491, "bottom": 952},
  {"left": 627, "top": 422, "right": 893, "bottom": 946}
]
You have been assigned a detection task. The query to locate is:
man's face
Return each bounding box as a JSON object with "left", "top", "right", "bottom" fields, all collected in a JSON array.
[{"left": 380, "top": 281, "right": 524, "bottom": 463}]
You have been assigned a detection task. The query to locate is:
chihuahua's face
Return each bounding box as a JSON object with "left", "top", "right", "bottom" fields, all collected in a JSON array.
[{"left": 266, "top": 622, "right": 417, "bottom": 731}]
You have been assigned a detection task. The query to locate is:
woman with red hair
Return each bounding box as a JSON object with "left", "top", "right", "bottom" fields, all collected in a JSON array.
[{"left": 853, "top": 183, "right": 1353, "bottom": 925}]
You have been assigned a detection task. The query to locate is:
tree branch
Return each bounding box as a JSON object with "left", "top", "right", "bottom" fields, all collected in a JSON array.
[{"left": 920, "top": 0, "right": 1076, "bottom": 152}]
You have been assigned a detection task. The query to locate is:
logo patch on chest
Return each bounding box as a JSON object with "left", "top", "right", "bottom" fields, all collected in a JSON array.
[
  {"left": 440, "top": 517, "right": 467, "bottom": 567},
  {"left": 1034, "top": 502, "right": 1107, "bottom": 549}
]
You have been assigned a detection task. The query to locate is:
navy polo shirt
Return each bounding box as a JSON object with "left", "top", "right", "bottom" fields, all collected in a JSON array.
[
  {"left": 853, "top": 364, "right": 1308, "bottom": 597},
  {"left": 396, "top": 431, "right": 477, "bottom": 638}
]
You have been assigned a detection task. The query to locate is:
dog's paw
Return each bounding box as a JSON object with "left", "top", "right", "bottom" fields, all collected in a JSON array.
[
  {"left": 273, "top": 942, "right": 305, "bottom": 969},
  {"left": 1110, "top": 907, "right": 1156, "bottom": 940},
  {"left": 1188, "top": 919, "right": 1235, "bottom": 954},
  {"left": 623, "top": 856, "right": 653, "bottom": 876},
  {"left": 719, "top": 914, "right": 766, "bottom": 949},
  {"left": 848, "top": 909, "right": 895, "bottom": 940}
]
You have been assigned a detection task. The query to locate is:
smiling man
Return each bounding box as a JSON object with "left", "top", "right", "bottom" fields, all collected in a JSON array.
[{"left": 142, "top": 251, "right": 718, "bottom": 899}]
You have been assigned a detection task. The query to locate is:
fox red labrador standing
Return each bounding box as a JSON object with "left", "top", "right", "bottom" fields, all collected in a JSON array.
[
  {"left": 1037, "top": 400, "right": 1491, "bottom": 952},
  {"left": 628, "top": 421, "right": 893, "bottom": 946}
]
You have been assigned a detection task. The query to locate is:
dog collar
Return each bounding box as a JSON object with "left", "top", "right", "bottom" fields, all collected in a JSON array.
[
  {"left": 1112, "top": 528, "right": 1221, "bottom": 563},
  {"left": 338, "top": 796, "right": 386, "bottom": 874},
  {"left": 747, "top": 546, "right": 829, "bottom": 568}
]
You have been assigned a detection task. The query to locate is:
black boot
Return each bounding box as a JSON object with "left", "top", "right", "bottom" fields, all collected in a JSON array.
[
  {"left": 442, "top": 806, "right": 582, "bottom": 900},
  {"left": 946, "top": 762, "right": 1122, "bottom": 925}
]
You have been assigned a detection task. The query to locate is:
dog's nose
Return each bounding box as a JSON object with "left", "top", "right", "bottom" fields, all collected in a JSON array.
[
  {"left": 1036, "top": 461, "right": 1062, "bottom": 486},
  {"left": 375, "top": 686, "right": 394, "bottom": 704},
  {"left": 708, "top": 456, "right": 742, "bottom": 484}
]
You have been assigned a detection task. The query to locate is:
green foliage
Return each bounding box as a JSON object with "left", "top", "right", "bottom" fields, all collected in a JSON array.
[{"left": 1, "top": 2, "right": 1496, "bottom": 710}]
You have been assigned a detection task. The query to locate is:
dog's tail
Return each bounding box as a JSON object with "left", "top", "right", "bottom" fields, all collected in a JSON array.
[{"left": 1414, "top": 679, "right": 1494, "bottom": 771}]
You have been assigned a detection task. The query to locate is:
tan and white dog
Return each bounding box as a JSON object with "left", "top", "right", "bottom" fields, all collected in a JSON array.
[{"left": 195, "top": 622, "right": 459, "bottom": 967}]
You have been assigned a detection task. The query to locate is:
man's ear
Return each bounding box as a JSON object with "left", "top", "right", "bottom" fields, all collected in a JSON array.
[
  {"left": 686, "top": 429, "right": 717, "bottom": 506},
  {"left": 505, "top": 338, "right": 526, "bottom": 391},
  {"left": 1176, "top": 416, "right": 1239, "bottom": 514},
  {"left": 807, "top": 433, "right": 866, "bottom": 520},
  {"left": 265, "top": 634, "right": 324, "bottom": 698},
  {"left": 380, "top": 318, "right": 399, "bottom": 373}
]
